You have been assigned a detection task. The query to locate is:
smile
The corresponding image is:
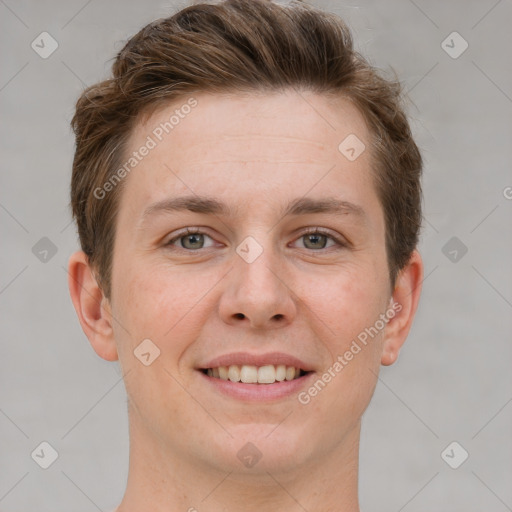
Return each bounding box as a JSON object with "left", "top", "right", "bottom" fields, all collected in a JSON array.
[{"left": 201, "top": 364, "right": 309, "bottom": 384}]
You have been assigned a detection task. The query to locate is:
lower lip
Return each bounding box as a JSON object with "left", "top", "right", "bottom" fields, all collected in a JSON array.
[{"left": 197, "top": 370, "right": 315, "bottom": 401}]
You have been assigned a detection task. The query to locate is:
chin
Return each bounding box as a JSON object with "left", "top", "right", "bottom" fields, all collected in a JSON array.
[{"left": 204, "top": 423, "right": 316, "bottom": 474}]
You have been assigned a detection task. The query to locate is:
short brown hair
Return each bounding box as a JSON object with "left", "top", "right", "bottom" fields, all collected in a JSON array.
[{"left": 70, "top": 0, "right": 422, "bottom": 299}]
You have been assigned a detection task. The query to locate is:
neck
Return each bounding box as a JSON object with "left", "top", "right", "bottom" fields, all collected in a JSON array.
[{"left": 117, "top": 416, "right": 361, "bottom": 512}]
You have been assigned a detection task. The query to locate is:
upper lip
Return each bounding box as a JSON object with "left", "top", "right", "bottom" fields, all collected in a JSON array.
[{"left": 199, "top": 352, "right": 315, "bottom": 372}]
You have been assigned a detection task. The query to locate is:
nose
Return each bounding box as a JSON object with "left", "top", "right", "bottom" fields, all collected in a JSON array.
[{"left": 218, "top": 241, "right": 297, "bottom": 330}]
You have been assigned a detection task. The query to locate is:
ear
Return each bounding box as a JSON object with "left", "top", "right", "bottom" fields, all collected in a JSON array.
[
  {"left": 67, "top": 251, "right": 118, "bottom": 361},
  {"left": 381, "top": 250, "right": 423, "bottom": 366}
]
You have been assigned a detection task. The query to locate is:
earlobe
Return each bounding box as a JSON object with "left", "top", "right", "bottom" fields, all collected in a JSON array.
[
  {"left": 381, "top": 250, "right": 423, "bottom": 366},
  {"left": 67, "top": 251, "right": 118, "bottom": 361}
]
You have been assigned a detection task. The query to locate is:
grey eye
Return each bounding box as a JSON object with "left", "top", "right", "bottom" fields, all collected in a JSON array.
[
  {"left": 302, "top": 233, "right": 329, "bottom": 249},
  {"left": 180, "top": 232, "right": 206, "bottom": 249}
]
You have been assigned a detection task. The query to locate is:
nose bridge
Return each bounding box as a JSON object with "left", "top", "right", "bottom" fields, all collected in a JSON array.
[{"left": 236, "top": 231, "right": 285, "bottom": 300}]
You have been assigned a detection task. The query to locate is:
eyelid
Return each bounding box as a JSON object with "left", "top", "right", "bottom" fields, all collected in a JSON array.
[
  {"left": 165, "top": 227, "right": 218, "bottom": 251},
  {"left": 292, "top": 226, "right": 348, "bottom": 249},
  {"left": 165, "top": 226, "right": 348, "bottom": 252}
]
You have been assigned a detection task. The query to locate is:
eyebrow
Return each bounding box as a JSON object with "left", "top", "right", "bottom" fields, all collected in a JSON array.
[{"left": 140, "top": 195, "right": 367, "bottom": 224}]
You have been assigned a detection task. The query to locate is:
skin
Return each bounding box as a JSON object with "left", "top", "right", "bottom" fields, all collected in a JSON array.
[{"left": 68, "top": 89, "right": 423, "bottom": 512}]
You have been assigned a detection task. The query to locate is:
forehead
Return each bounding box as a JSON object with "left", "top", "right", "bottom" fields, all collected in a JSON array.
[
  {"left": 119, "top": 90, "right": 378, "bottom": 224},
  {"left": 131, "top": 90, "right": 370, "bottom": 163}
]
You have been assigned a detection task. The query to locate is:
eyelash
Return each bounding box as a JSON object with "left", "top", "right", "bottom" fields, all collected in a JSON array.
[{"left": 165, "top": 227, "right": 347, "bottom": 253}]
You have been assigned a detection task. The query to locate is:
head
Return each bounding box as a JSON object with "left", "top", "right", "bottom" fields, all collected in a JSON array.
[{"left": 68, "top": 0, "right": 423, "bottom": 479}]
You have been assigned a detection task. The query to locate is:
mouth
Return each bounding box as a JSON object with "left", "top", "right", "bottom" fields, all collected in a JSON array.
[
  {"left": 199, "top": 364, "right": 311, "bottom": 384},
  {"left": 196, "top": 352, "right": 316, "bottom": 401}
]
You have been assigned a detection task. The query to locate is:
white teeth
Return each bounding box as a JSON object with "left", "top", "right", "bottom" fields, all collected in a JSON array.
[
  {"left": 240, "top": 365, "right": 258, "bottom": 383},
  {"left": 275, "top": 364, "right": 286, "bottom": 381},
  {"left": 285, "top": 366, "right": 296, "bottom": 381},
  {"left": 218, "top": 366, "right": 229, "bottom": 380},
  {"left": 206, "top": 364, "right": 304, "bottom": 384},
  {"left": 228, "top": 365, "right": 240, "bottom": 382},
  {"left": 257, "top": 365, "right": 276, "bottom": 384}
]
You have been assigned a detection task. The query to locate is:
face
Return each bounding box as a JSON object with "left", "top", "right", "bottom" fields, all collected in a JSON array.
[{"left": 108, "top": 90, "right": 393, "bottom": 474}]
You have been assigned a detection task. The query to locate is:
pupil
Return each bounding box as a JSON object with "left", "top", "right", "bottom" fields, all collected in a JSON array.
[
  {"left": 183, "top": 233, "right": 203, "bottom": 249},
  {"left": 306, "top": 234, "right": 326, "bottom": 249}
]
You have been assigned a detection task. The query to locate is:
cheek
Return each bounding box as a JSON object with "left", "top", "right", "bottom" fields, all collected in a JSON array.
[
  {"left": 118, "top": 269, "right": 173, "bottom": 333},
  {"left": 111, "top": 261, "right": 219, "bottom": 358},
  {"left": 303, "top": 269, "right": 387, "bottom": 415},
  {"left": 318, "top": 271, "right": 387, "bottom": 407},
  {"left": 304, "top": 265, "right": 388, "bottom": 350}
]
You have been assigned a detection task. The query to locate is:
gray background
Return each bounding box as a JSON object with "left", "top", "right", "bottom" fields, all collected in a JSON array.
[{"left": 1, "top": 0, "right": 511, "bottom": 511}]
